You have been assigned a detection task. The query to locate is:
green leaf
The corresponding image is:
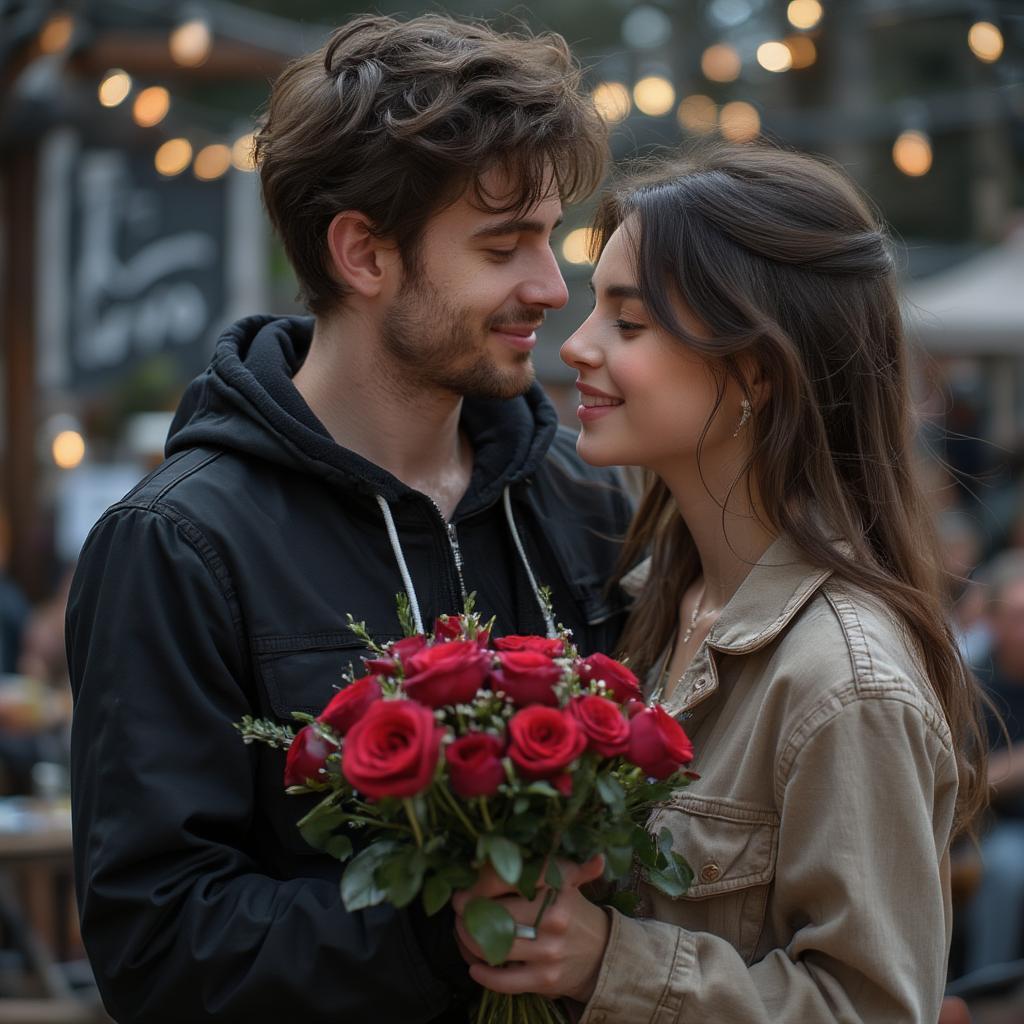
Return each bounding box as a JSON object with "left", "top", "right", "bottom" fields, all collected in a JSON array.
[
  {"left": 513, "top": 796, "right": 530, "bottom": 815},
  {"left": 379, "top": 848, "right": 427, "bottom": 909},
  {"left": 632, "top": 827, "right": 659, "bottom": 869},
  {"left": 464, "top": 898, "right": 516, "bottom": 966},
  {"left": 325, "top": 834, "right": 354, "bottom": 861},
  {"left": 297, "top": 800, "right": 345, "bottom": 852},
  {"left": 517, "top": 860, "right": 542, "bottom": 901},
  {"left": 438, "top": 863, "right": 478, "bottom": 889},
  {"left": 422, "top": 874, "right": 452, "bottom": 917},
  {"left": 607, "top": 890, "right": 641, "bottom": 917},
  {"left": 544, "top": 860, "right": 563, "bottom": 891},
  {"left": 525, "top": 781, "right": 561, "bottom": 798},
  {"left": 657, "top": 827, "right": 675, "bottom": 862},
  {"left": 340, "top": 840, "right": 401, "bottom": 911},
  {"left": 669, "top": 851, "right": 694, "bottom": 892},
  {"left": 595, "top": 773, "right": 626, "bottom": 813},
  {"left": 645, "top": 866, "right": 689, "bottom": 898},
  {"left": 482, "top": 835, "right": 522, "bottom": 886},
  {"left": 604, "top": 844, "right": 633, "bottom": 879}
]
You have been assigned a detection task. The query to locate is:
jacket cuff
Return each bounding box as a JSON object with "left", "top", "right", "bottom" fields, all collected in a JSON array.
[{"left": 579, "top": 909, "right": 693, "bottom": 1024}]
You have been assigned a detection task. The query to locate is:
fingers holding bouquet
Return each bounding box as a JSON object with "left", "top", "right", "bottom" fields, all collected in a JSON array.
[{"left": 453, "top": 854, "right": 609, "bottom": 1002}]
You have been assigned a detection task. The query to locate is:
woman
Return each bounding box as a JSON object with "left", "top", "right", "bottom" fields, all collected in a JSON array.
[{"left": 452, "top": 143, "right": 988, "bottom": 1022}]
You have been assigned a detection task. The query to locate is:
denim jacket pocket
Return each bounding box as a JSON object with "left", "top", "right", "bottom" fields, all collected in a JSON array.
[{"left": 649, "top": 795, "right": 779, "bottom": 964}]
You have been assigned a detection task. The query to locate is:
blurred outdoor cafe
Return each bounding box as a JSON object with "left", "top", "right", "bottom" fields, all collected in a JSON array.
[{"left": 0, "top": 0, "right": 1022, "bottom": 1021}]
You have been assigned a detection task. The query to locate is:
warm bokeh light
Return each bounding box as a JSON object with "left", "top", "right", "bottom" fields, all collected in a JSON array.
[
  {"left": 39, "top": 13, "right": 74, "bottom": 54},
  {"left": 677, "top": 94, "right": 717, "bottom": 134},
  {"left": 98, "top": 70, "right": 132, "bottom": 108},
  {"left": 231, "top": 132, "right": 257, "bottom": 171},
  {"left": 757, "top": 41, "right": 793, "bottom": 73},
  {"left": 701, "top": 43, "right": 741, "bottom": 83},
  {"left": 784, "top": 35, "right": 818, "bottom": 69},
  {"left": 892, "top": 130, "right": 932, "bottom": 176},
  {"left": 562, "top": 228, "right": 596, "bottom": 265},
  {"left": 155, "top": 138, "right": 193, "bottom": 177},
  {"left": 787, "top": 0, "right": 823, "bottom": 30},
  {"left": 591, "top": 82, "right": 631, "bottom": 124},
  {"left": 968, "top": 21, "right": 1004, "bottom": 63},
  {"left": 52, "top": 431, "right": 85, "bottom": 470},
  {"left": 169, "top": 18, "right": 212, "bottom": 68},
  {"left": 719, "top": 101, "right": 760, "bottom": 142},
  {"left": 633, "top": 76, "right": 676, "bottom": 117},
  {"left": 194, "top": 144, "right": 232, "bottom": 181},
  {"left": 132, "top": 86, "right": 170, "bottom": 128}
]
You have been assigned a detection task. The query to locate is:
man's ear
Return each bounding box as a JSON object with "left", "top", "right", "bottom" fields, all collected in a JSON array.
[{"left": 325, "top": 211, "right": 399, "bottom": 298}]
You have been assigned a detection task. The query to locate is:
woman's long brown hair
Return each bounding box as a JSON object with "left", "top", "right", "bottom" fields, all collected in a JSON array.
[{"left": 604, "top": 142, "right": 987, "bottom": 837}]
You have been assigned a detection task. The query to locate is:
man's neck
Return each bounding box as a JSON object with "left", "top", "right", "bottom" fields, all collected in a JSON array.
[{"left": 293, "top": 314, "right": 472, "bottom": 519}]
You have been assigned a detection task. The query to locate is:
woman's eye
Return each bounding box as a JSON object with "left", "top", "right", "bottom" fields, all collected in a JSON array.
[{"left": 614, "top": 319, "right": 644, "bottom": 332}]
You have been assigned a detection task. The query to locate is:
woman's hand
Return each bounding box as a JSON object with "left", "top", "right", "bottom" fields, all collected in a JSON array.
[{"left": 451, "top": 855, "right": 610, "bottom": 1004}]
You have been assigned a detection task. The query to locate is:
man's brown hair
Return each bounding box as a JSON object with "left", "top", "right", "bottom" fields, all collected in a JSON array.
[{"left": 255, "top": 14, "right": 608, "bottom": 314}]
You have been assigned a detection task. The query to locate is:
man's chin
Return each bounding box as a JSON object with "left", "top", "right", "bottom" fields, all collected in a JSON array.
[{"left": 449, "top": 358, "right": 535, "bottom": 401}]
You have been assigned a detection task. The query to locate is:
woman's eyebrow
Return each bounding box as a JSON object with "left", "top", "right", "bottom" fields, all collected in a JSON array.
[{"left": 588, "top": 281, "right": 643, "bottom": 300}]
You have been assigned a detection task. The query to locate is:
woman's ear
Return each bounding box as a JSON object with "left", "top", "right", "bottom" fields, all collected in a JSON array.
[
  {"left": 739, "top": 356, "right": 770, "bottom": 412},
  {"left": 325, "top": 211, "right": 400, "bottom": 298}
]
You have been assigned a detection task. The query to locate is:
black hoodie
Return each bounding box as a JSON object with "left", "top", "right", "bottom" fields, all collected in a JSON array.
[{"left": 67, "top": 316, "right": 632, "bottom": 1024}]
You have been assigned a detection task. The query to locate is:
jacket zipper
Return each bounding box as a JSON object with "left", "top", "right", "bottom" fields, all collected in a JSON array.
[{"left": 430, "top": 500, "right": 468, "bottom": 607}]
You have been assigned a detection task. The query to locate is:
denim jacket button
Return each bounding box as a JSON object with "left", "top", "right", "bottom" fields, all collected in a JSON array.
[{"left": 700, "top": 861, "right": 721, "bottom": 883}]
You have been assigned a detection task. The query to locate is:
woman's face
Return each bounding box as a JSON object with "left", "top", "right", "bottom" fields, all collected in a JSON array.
[{"left": 560, "top": 222, "right": 747, "bottom": 472}]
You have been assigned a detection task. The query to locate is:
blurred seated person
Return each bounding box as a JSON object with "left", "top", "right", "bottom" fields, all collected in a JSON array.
[{"left": 965, "top": 550, "right": 1024, "bottom": 973}]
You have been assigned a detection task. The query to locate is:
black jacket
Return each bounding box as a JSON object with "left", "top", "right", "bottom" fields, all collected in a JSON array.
[{"left": 67, "top": 315, "right": 632, "bottom": 1024}]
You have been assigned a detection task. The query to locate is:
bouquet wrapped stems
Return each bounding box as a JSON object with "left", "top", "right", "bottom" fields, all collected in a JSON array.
[{"left": 475, "top": 990, "right": 569, "bottom": 1024}]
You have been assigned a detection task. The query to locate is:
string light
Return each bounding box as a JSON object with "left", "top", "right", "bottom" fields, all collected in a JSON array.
[
  {"left": 194, "top": 144, "right": 232, "bottom": 181},
  {"left": 719, "top": 101, "right": 760, "bottom": 142},
  {"left": 98, "top": 69, "right": 132, "bottom": 108},
  {"left": 677, "top": 94, "right": 717, "bottom": 134},
  {"left": 968, "top": 22, "right": 1004, "bottom": 63},
  {"left": 39, "top": 13, "right": 74, "bottom": 54},
  {"left": 562, "top": 228, "right": 596, "bottom": 265},
  {"left": 231, "top": 133, "right": 257, "bottom": 171},
  {"left": 892, "top": 130, "right": 932, "bottom": 176},
  {"left": 633, "top": 76, "right": 676, "bottom": 117},
  {"left": 701, "top": 43, "right": 741, "bottom": 83},
  {"left": 591, "top": 82, "right": 631, "bottom": 124},
  {"left": 155, "top": 138, "right": 193, "bottom": 177},
  {"left": 169, "top": 18, "right": 212, "bottom": 67},
  {"left": 757, "top": 41, "right": 793, "bottom": 73},
  {"left": 784, "top": 35, "right": 817, "bottom": 69},
  {"left": 132, "top": 86, "right": 170, "bottom": 128},
  {"left": 52, "top": 431, "right": 85, "bottom": 470},
  {"left": 787, "top": 0, "right": 823, "bottom": 30}
]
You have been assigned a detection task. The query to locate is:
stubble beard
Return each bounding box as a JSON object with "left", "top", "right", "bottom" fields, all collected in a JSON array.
[{"left": 379, "top": 274, "right": 536, "bottom": 402}]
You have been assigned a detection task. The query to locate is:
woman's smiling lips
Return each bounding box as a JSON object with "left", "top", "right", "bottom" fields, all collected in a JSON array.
[{"left": 576, "top": 381, "right": 624, "bottom": 422}]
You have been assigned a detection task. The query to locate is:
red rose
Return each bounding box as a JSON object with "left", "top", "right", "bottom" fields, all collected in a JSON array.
[
  {"left": 575, "top": 653, "right": 642, "bottom": 703},
  {"left": 507, "top": 706, "right": 587, "bottom": 781},
  {"left": 494, "top": 635, "right": 565, "bottom": 658},
  {"left": 342, "top": 700, "right": 444, "bottom": 799},
  {"left": 364, "top": 635, "right": 428, "bottom": 676},
  {"left": 568, "top": 695, "right": 630, "bottom": 758},
  {"left": 434, "top": 616, "right": 463, "bottom": 641},
  {"left": 317, "top": 675, "right": 381, "bottom": 736},
  {"left": 284, "top": 726, "right": 332, "bottom": 788},
  {"left": 402, "top": 640, "right": 491, "bottom": 708},
  {"left": 627, "top": 706, "right": 694, "bottom": 780},
  {"left": 623, "top": 698, "right": 646, "bottom": 719},
  {"left": 445, "top": 732, "right": 506, "bottom": 798},
  {"left": 491, "top": 650, "right": 563, "bottom": 707}
]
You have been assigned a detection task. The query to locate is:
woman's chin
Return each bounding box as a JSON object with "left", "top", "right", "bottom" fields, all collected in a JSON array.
[{"left": 575, "top": 431, "right": 620, "bottom": 468}]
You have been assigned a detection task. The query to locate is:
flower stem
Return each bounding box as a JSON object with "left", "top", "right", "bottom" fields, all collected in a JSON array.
[
  {"left": 479, "top": 796, "right": 494, "bottom": 831},
  {"left": 434, "top": 784, "right": 479, "bottom": 839},
  {"left": 403, "top": 798, "right": 424, "bottom": 848}
]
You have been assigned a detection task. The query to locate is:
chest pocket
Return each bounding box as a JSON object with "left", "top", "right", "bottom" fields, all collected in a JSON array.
[
  {"left": 648, "top": 795, "right": 779, "bottom": 964},
  {"left": 253, "top": 632, "right": 400, "bottom": 720}
]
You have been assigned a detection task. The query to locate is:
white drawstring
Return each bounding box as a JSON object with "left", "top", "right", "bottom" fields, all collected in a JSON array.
[
  {"left": 375, "top": 494, "right": 425, "bottom": 635},
  {"left": 503, "top": 486, "right": 557, "bottom": 639}
]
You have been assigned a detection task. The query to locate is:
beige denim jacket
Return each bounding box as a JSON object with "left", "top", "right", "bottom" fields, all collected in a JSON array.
[{"left": 580, "top": 535, "right": 958, "bottom": 1024}]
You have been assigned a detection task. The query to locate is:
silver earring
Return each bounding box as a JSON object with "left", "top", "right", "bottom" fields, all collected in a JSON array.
[{"left": 732, "top": 398, "right": 752, "bottom": 437}]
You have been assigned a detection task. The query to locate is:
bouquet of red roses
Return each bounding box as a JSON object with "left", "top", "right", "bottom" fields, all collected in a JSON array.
[{"left": 237, "top": 598, "right": 695, "bottom": 1024}]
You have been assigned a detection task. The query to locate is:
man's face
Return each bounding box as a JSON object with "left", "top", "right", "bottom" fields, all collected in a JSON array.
[{"left": 380, "top": 167, "right": 569, "bottom": 400}]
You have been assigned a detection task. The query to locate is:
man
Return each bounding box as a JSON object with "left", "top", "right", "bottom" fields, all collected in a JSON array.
[{"left": 66, "top": 14, "right": 629, "bottom": 1024}]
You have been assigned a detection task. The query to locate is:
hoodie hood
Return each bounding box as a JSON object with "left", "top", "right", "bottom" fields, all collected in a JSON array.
[{"left": 167, "top": 315, "right": 559, "bottom": 511}]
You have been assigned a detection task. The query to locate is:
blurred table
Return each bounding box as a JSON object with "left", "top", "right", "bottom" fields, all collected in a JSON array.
[{"left": 0, "top": 800, "right": 104, "bottom": 1022}]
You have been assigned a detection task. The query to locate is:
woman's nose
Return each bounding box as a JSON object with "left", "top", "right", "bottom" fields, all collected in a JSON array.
[{"left": 560, "top": 320, "right": 601, "bottom": 370}]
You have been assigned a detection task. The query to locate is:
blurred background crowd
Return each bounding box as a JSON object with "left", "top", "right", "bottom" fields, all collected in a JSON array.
[{"left": 0, "top": 0, "right": 1022, "bottom": 1020}]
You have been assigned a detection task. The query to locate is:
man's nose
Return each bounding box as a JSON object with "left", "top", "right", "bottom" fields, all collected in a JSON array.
[{"left": 518, "top": 248, "right": 569, "bottom": 310}]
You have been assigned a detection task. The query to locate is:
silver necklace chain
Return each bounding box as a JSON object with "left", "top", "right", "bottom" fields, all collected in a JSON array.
[{"left": 679, "top": 583, "right": 706, "bottom": 646}]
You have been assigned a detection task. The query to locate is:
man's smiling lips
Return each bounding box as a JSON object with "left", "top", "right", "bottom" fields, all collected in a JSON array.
[
  {"left": 490, "top": 322, "right": 542, "bottom": 352},
  {"left": 576, "top": 381, "right": 624, "bottom": 422}
]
